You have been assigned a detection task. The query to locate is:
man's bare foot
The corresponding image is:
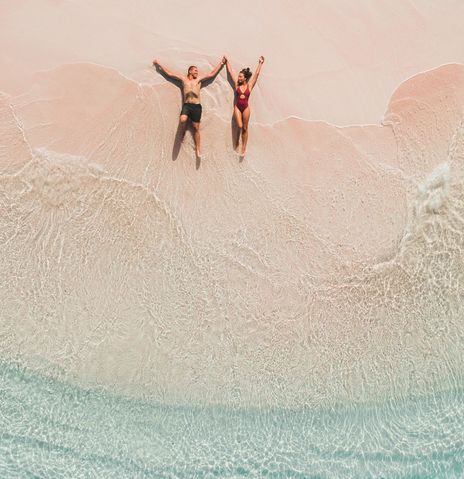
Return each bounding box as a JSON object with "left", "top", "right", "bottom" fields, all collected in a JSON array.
[
  {"left": 196, "top": 150, "right": 202, "bottom": 159},
  {"left": 240, "top": 149, "right": 247, "bottom": 157}
]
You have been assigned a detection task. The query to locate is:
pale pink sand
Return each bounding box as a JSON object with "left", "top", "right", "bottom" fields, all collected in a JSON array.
[
  {"left": 1, "top": 0, "right": 463, "bottom": 124},
  {"left": 0, "top": 93, "right": 32, "bottom": 172},
  {"left": 0, "top": 2, "right": 464, "bottom": 406}
]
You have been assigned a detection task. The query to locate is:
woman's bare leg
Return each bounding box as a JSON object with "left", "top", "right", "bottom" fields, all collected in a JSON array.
[
  {"left": 233, "top": 107, "right": 243, "bottom": 151},
  {"left": 241, "top": 107, "right": 250, "bottom": 156}
]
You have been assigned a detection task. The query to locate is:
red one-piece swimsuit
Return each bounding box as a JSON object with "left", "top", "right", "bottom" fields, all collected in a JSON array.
[{"left": 235, "top": 84, "right": 250, "bottom": 112}]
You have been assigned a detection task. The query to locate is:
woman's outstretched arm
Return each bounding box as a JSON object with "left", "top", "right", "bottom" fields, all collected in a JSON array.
[
  {"left": 225, "top": 56, "right": 237, "bottom": 87},
  {"left": 249, "top": 56, "right": 265, "bottom": 90}
]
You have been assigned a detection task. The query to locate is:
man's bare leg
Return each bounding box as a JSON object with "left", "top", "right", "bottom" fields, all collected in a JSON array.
[
  {"left": 179, "top": 115, "right": 188, "bottom": 137},
  {"left": 192, "top": 121, "right": 201, "bottom": 158},
  {"left": 171, "top": 115, "right": 189, "bottom": 161}
]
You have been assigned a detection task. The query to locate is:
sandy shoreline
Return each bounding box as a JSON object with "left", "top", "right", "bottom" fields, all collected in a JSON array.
[{"left": 1, "top": 1, "right": 464, "bottom": 407}]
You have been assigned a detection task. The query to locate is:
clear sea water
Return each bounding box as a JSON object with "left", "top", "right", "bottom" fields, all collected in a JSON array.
[{"left": 1, "top": 360, "right": 463, "bottom": 478}]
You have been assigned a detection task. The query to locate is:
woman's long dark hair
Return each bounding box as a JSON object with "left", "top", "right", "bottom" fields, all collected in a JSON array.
[{"left": 240, "top": 67, "right": 252, "bottom": 81}]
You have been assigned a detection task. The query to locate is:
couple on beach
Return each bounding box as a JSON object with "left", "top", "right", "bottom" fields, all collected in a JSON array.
[{"left": 153, "top": 55, "right": 265, "bottom": 159}]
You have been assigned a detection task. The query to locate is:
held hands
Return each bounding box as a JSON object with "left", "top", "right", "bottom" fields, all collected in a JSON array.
[{"left": 153, "top": 56, "right": 259, "bottom": 67}]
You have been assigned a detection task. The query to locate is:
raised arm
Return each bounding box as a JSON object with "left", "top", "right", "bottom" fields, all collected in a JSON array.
[
  {"left": 249, "top": 56, "right": 265, "bottom": 90},
  {"left": 152, "top": 59, "right": 183, "bottom": 81},
  {"left": 198, "top": 57, "right": 226, "bottom": 83},
  {"left": 225, "top": 57, "right": 237, "bottom": 86}
]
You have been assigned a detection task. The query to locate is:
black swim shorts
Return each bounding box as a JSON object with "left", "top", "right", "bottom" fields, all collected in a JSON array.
[{"left": 181, "top": 103, "right": 202, "bottom": 123}]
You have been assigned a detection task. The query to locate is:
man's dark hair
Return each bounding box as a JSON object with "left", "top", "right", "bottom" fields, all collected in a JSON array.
[{"left": 188, "top": 65, "right": 197, "bottom": 74}]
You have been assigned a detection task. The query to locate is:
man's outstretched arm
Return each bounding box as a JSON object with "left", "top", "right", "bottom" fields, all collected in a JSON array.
[
  {"left": 153, "top": 59, "right": 183, "bottom": 81},
  {"left": 198, "top": 57, "right": 226, "bottom": 83}
]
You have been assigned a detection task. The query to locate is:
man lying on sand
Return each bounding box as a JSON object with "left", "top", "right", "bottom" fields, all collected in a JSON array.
[{"left": 153, "top": 57, "right": 226, "bottom": 159}]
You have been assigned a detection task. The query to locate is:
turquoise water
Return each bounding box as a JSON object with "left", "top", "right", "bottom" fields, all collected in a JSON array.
[{"left": 1, "top": 361, "right": 463, "bottom": 478}]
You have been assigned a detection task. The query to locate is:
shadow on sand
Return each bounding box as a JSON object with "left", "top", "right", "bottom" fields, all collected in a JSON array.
[{"left": 171, "top": 122, "right": 202, "bottom": 169}]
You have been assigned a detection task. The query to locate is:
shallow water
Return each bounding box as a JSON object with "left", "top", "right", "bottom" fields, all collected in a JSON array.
[{"left": 1, "top": 360, "right": 463, "bottom": 478}]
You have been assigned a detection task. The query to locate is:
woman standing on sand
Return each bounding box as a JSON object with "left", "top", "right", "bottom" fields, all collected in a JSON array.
[{"left": 225, "top": 56, "right": 264, "bottom": 157}]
